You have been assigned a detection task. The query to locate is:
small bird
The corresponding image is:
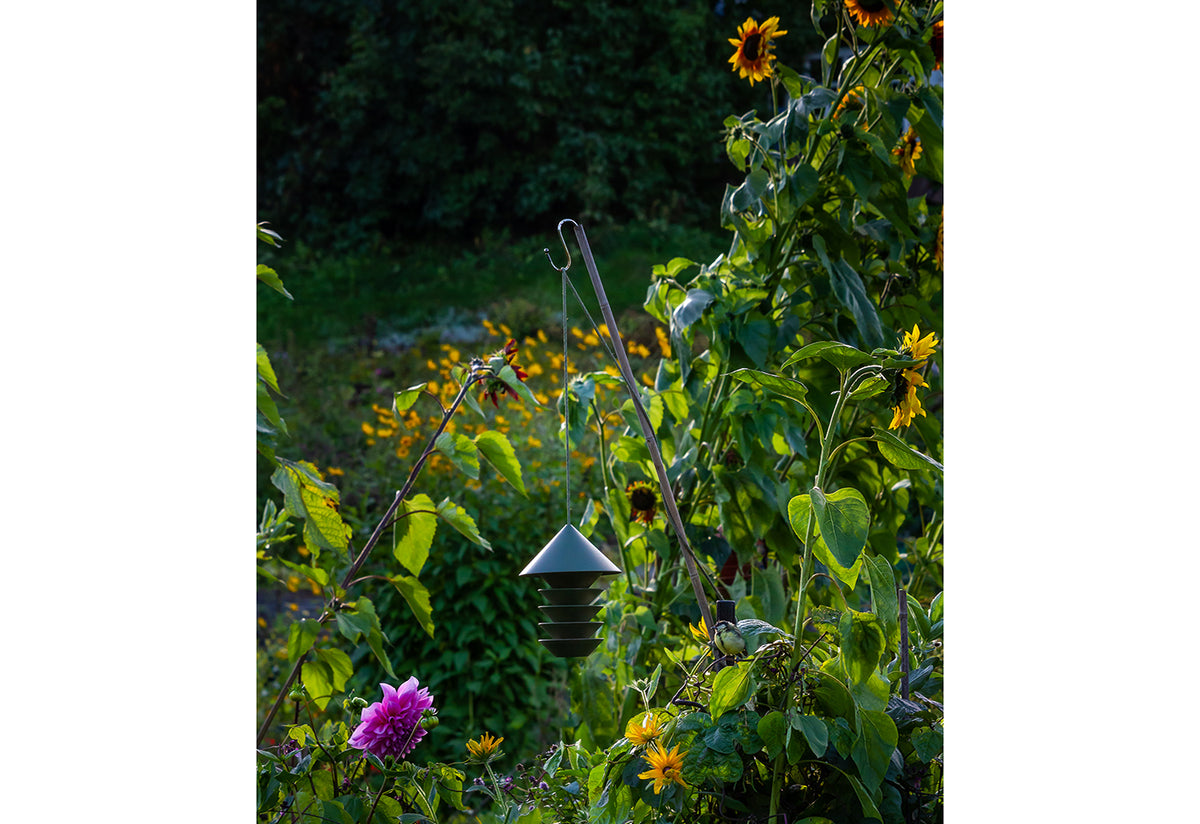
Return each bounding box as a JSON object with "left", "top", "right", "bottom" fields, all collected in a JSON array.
[{"left": 712, "top": 620, "right": 746, "bottom": 657}]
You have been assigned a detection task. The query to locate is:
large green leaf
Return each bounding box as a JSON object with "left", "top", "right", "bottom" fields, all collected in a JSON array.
[
  {"left": 300, "top": 660, "right": 336, "bottom": 711},
  {"left": 757, "top": 711, "right": 787, "bottom": 760},
  {"left": 871, "top": 427, "right": 943, "bottom": 472},
  {"left": 839, "top": 609, "right": 886, "bottom": 685},
  {"left": 436, "top": 498, "right": 491, "bottom": 550},
  {"left": 852, "top": 707, "right": 899, "bottom": 794},
  {"left": 728, "top": 368, "right": 809, "bottom": 407},
  {"left": 810, "top": 487, "right": 870, "bottom": 569},
  {"left": 781, "top": 340, "right": 874, "bottom": 372},
  {"left": 287, "top": 619, "right": 321, "bottom": 665},
  {"left": 314, "top": 647, "right": 353, "bottom": 692},
  {"left": 787, "top": 493, "right": 864, "bottom": 590},
  {"left": 391, "top": 575, "right": 435, "bottom": 638},
  {"left": 709, "top": 662, "right": 755, "bottom": 720},
  {"left": 271, "top": 459, "right": 350, "bottom": 559},
  {"left": 392, "top": 383, "right": 428, "bottom": 414},
  {"left": 435, "top": 431, "right": 480, "bottom": 479},
  {"left": 791, "top": 711, "right": 829, "bottom": 758},
  {"left": 256, "top": 264, "right": 292, "bottom": 299},
  {"left": 864, "top": 554, "right": 899, "bottom": 652},
  {"left": 474, "top": 430, "right": 527, "bottom": 496},
  {"left": 394, "top": 493, "right": 437, "bottom": 576}
]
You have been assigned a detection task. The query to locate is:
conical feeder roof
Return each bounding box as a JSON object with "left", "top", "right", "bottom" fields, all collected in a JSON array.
[{"left": 520, "top": 524, "right": 620, "bottom": 590}]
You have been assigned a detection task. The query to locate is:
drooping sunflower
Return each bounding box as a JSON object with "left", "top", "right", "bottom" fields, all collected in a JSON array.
[
  {"left": 638, "top": 743, "right": 688, "bottom": 794},
  {"left": 834, "top": 85, "right": 867, "bottom": 120},
  {"left": 931, "top": 20, "right": 944, "bottom": 70},
  {"left": 727, "top": 16, "right": 787, "bottom": 86},
  {"left": 888, "top": 324, "right": 939, "bottom": 430},
  {"left": 626, "top": 480, "right": 658, "bottom": 525},
  {"left": 892, "top": 127, "right": 922, "bottom": 178},
  {"left": 900, "top": 324, "right": 939, "bottom": 363},
  {"left": 845, "top": 0, "right": 894, "bottom": 27}
]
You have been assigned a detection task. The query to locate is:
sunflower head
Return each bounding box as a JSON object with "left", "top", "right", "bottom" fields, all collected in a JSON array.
[
  {"left": 688, "top": 616, "right": 709, "bottom": 644},
  {"left": 626, "top": 480, "right": 658, "bottom": 525},
  {"left": 892, "top": 127, "right": 922, "bottom": 178},
  {"left": 727, "top": 16, "right": 787, "bottom": 86},
  {"left": 931, "top": 20, "right": 944, "bottom": 69},
  {"left": 899, "top": 324, "right": 939, "bottom": 364},
  {"left": 845, "top": 0, "right": 894, "bottom": 28}
]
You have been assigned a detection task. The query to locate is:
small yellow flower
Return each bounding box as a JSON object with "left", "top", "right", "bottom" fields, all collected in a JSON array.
[
  {"left": 466, "top": 732, "right": 504, "bottom": 762},
  {"left": 499, "top": 323, "right": 513, "bottom": 337},
  {"left": 655, "top": 327, "right": 672, "bottom": 358},
  {"left": 537, "top": 329, "right": 548, "bottom": 343},
  {"left": 528, "top": 435, "right": 543, "bottom": 448},
  {"left": 845, "top": 0, "right": 893, "bottom": 28},
  {"left": 727, "top": 16, "right": 788, "bottom": 86},
  {"left": 376, "top": 427, "right": 395, "bottom": 439},
  {"left": 689, "top": 616, "right": 709, "bottom": 644},
  {"left": 361, "top": 422, "right": 376, "bottom": 437},
  {"left": 326, "top": 466, "right": 345, "bottom": 477},
  {"left": 626, "top": 713, "right": 665, "bottom": 746},
  {"left": 638, "top": 743, "right": 687, "bottom": 794}
]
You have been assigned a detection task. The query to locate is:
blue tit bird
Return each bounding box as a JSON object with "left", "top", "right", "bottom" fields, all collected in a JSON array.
[{"left": 712, "top": 620, "right": 746, "bottom": 657}]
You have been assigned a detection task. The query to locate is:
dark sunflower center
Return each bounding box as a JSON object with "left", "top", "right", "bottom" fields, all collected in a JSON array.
[
  {"left": 743, "top": 33, "right": 763, "bottom": 62},
  {"left": 630, "top": 486, "right": 656, "bottom": 510},
  {"left": 859, "top": 0, "right": 888, "bottom": 11}
]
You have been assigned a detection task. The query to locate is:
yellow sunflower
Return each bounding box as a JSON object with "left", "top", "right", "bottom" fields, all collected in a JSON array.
[
  {"left": 727, "top": 17, "right": 787, "bottom": 86},
  {"left": 901, "top": 324, "right": 939, "bottom": 363},
  {"left": 638, "top": 743, "right": 687, "bottom": 794},
  {"left": 889, "top": 383, "right": 927, "bottom": 429},
  {"left": 625, "top": 712, "right": 665, "bottom": 746},
  {"left": 688, "top": 616, "right": 709, "bottom": 644},
  {"left": 888, "top": 325, "right": 938, "bottom": 430},
  {"left": 845, "top": 0, "right": 894, "bottom": 27},
  {"left": 626, "top": 480, "right": 658, "bottom": 525},
  {"left": 892, "top": 127, "right": 922, "bottom": 178}
]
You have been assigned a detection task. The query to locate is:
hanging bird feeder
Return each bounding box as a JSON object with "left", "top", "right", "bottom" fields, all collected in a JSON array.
[
  {"left": 519, "top": 219, "right": 718, "bottom": 659},
  {"left": 520, "top": 524, "right": 620, "bottom": 657}
]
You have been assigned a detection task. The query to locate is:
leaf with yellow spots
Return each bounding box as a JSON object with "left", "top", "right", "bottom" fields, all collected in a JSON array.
[{"left": 270, "top": 458, "right": 350, "bottom": 560}]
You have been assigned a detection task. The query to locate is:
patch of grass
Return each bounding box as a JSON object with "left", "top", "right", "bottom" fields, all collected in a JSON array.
[{"left": 257, "top": 221, "right": 726, "bottom": 354}]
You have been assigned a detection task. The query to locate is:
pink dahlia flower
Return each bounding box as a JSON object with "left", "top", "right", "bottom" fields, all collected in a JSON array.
[{"left": 348, "top": 677, "right": 435, "bottom": 759}]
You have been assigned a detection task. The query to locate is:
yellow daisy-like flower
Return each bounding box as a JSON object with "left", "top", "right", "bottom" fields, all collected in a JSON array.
[
  {"left": 689, "top": 616, "right": 709, "bottom": 644},
  {"left": 727, "top": 17, "right": 787, "bottom": 86},
  {"left": 466, "top": 732, "right": 504, "bottom": 762},
  {"left": 845, "top": 0, "right": 894, "bottom": 28},
  {"left": 892, "top": 127, "right": 922, "bottom": 178},
  {"left": 889, "top": 385, "right": 927, "bottom": 429},
  {"left": 638, "top": 743, "right": 687, "bottom": 794},
  {"left": 625, "top": 713, "right": 665, "bottom": 746},
  {"left": 655, "top": 326, "right": 672, "bottom": 357}
]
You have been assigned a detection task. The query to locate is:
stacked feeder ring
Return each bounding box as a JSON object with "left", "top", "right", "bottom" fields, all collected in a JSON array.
[{"left": 520, "top": 524, "right": 621, "bottom": 657}]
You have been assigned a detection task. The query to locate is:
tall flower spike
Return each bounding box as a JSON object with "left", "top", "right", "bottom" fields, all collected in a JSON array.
[{"left": 727, "top": 17, "right": 787, "bottom": 86}]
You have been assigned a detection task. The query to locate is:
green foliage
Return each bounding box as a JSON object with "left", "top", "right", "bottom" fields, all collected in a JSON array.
[
  {"left": 258, "top": 0, "right": 822, "bottom": 249},
  {"left": 256, "top": 3, "right": 944, "bottom": 821}
]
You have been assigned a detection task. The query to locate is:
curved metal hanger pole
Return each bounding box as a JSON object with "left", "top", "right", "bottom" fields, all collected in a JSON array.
[{"left": 548, "top": 218, "right": 716, "bottom": 643}]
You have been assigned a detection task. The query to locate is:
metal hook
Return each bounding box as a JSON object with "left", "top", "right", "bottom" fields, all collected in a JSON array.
[{"left": 544, "top": 218, "right": 580, "bottom": 273}]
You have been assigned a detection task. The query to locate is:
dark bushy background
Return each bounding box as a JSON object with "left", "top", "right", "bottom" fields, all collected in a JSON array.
[{"left": 258, "top": 0, "right": 819, "bottom": 250}]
